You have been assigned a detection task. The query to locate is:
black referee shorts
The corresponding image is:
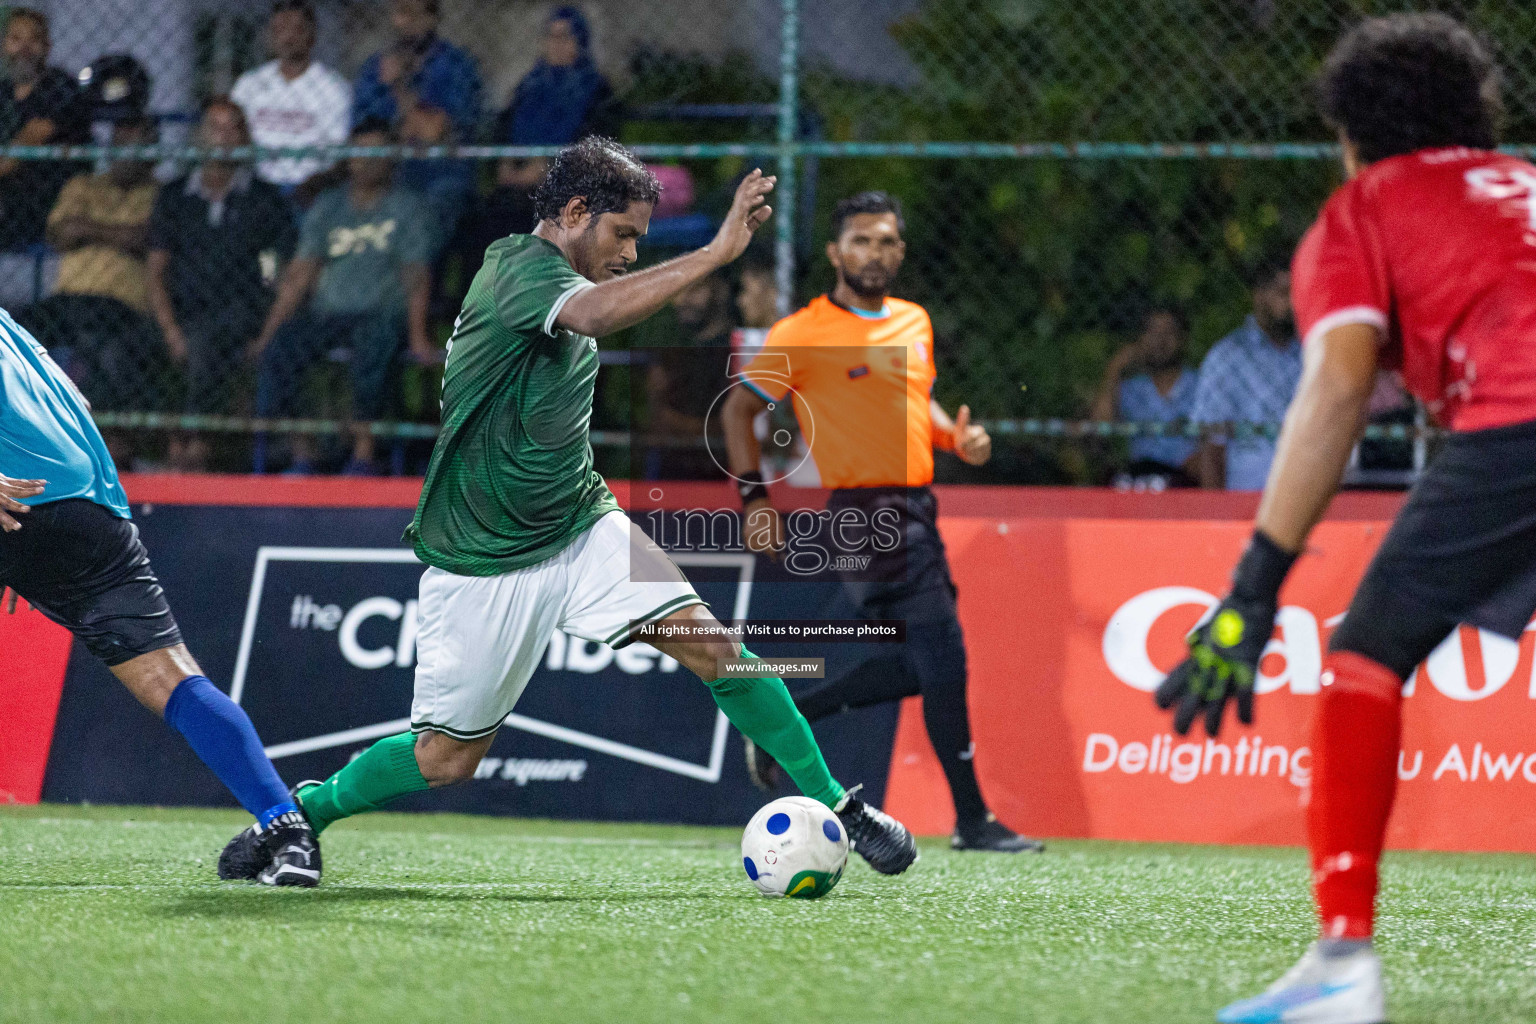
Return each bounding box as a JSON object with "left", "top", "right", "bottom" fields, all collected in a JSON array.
[
  {"left": 0, "top": 498, "right": 182, "bottom": 667},
  {"left": 825, "top": 485, "right": 958, "bottom": 624},
  {"left": 1332, "top": 418, "right": 1536, "bottom": 678}
]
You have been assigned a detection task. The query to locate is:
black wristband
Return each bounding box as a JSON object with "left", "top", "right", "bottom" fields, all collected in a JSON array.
[
  {"left": 736, "top": 470, "right": 769, "bottom": 506},
  {"left": 1230, "top": 529, "right": 1299, "bottom": 602}
]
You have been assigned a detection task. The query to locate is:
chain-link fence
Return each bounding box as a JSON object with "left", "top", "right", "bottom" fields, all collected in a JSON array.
[{"left": 0, "top": 0, "right": 1522, "bottom": 477}]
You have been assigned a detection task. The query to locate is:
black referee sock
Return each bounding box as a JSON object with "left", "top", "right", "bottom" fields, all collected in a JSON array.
[{"left": 906, "top": 619, "right": 990, "bottom": 826}]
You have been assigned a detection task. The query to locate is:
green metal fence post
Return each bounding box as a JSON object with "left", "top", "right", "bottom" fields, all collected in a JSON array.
[{"left": 775, "top": 0, "right": 799, "bottom": 318}]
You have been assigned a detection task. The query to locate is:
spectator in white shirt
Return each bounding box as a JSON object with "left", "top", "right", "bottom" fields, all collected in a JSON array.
[{"left": 230, "top": 0, "right": 350, "bottom": 199}]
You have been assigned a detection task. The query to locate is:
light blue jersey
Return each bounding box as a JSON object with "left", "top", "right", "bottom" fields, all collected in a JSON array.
[{"left": 0, "top": 309, "right": 129, "bottom": 518}]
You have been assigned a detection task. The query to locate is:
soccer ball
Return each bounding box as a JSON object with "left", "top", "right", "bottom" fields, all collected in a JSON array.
[{"left": 741, "top": 796, "right": 848, "bottom": 899}]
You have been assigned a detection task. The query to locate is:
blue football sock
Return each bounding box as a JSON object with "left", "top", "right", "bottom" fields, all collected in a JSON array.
[{"left": 163, "top": 675, "right": 292, "bottom": 824}]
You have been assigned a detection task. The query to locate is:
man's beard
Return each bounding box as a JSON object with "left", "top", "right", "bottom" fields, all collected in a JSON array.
[
  {"left": 565, "top": 223, "right": 602, "bottom": 279},
  {"left": 843, "top": 264, "right": 895, "bottom": 299}
]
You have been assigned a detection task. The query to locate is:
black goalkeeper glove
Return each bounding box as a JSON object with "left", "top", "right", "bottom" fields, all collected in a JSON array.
[{"left": 1153, "top": 531, "right": 1297, "bottom": 737}]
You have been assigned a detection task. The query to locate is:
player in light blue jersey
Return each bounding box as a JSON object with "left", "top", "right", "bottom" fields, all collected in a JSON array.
[
  {"left": 0, "top": 309, "right": 321, "bottom": 886},
  {"left": 0, "top": 315, "right": 128, "bottom": 517}
]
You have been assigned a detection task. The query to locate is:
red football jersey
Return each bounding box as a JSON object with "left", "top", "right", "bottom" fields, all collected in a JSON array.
[{"left": 1292, "top": 147, "right": 1536, "bottom": 431}]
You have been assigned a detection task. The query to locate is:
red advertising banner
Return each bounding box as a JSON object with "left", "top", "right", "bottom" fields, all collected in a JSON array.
[
  {"left": 0, "top": 609, "right": 73, "bottom": 804},
  {"left": 884, "top": 514, "right": 1536, "bottom": 853},
  {"left": 22, "top": 477, "right": 1529, "bottom": 852}
]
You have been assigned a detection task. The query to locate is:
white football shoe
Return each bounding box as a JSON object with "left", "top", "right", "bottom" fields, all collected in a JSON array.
[{"left": 1216, "top": 941, "right": 1385, "bottom": 1024}]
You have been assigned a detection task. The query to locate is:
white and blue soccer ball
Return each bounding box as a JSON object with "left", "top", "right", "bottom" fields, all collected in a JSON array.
[{"left": 741, "top": 796, "right": 848, "bottom": 899}]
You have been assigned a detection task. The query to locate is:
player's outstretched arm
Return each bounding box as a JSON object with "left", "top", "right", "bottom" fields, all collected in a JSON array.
[
  {"left": 1154, "top": 322, "right": 1380, "bottom": 737},
  {"left": 557, "top": 170, "right": 774, "bottom": 338}
]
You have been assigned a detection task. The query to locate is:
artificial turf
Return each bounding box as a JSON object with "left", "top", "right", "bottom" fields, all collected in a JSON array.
[{"left": 1, "top": 804, "right": 1532, "bottom": 1023}]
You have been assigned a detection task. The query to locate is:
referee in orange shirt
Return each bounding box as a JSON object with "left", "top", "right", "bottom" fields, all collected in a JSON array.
[{"left": 721, "top": 192, "right": 1042, "bottom": 853}]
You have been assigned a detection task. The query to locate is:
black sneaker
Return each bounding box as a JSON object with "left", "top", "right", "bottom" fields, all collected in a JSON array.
[
  {"left": 216, "top": 822, "right": 265, "bottom": 881},
  {"left": 743, "top": 738, "right": 784, "bottom": 792},
  {"left": 256, "top": 810, "right": 322, "bottom": 887},
  {"left": 836, "top": 786, "right": 917, "bottom": 875},
  {"left": 216, "top": 780, "right": 322, "bottom": 883},
  {"left": 952, "top": 814, "right": 1046, "bottom": 853}
]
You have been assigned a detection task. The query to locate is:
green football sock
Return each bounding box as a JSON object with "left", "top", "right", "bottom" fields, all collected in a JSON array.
[
  {"left": 297, "top": 731, "right": 430, "bottom": 833},
  {"left": 705, "top": 647, "right": 845, "bottom": 809}
]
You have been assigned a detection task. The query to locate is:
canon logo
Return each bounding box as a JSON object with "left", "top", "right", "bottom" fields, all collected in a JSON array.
[{"left": 1102, "top": 586, "right": 1536, "bottom": 702}]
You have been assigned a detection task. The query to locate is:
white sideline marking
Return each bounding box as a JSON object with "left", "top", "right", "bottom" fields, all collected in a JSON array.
[{"left": 234, "top": 547, "right": 754, "bottom": 783}]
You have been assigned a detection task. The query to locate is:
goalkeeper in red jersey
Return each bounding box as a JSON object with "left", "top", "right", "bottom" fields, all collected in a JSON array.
[{"left": 1154, "top": 14, "right": 1536, "bottom": 1024}]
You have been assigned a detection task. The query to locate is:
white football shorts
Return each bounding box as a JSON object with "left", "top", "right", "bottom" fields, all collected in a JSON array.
[{"left": 410, "top": 510, "right": 704, "bottom": 740}]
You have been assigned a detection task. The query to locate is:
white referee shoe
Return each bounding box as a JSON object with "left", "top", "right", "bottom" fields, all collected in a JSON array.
[{"left": 1217, "top": 941, "right": 1385, "bottom": 1024}]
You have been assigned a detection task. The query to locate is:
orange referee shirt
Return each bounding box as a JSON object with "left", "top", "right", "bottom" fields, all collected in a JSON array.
[{"left": 739, "top": 295, "right": 939, "bottom": 488}]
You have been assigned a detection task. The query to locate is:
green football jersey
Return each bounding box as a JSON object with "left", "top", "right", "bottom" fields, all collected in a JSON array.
[{"left": 407, "top": 234, "right": 619, "bottom": 575}]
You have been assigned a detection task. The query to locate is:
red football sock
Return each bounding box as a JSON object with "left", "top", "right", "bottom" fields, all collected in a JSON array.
[{"left": 1307, "top": 651, "right": 1404, "bottom": 940}]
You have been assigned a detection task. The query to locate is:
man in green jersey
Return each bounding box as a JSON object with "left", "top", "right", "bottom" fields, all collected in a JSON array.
[{"left": 221, "top": 137, "right": 917, "bottom": 880}]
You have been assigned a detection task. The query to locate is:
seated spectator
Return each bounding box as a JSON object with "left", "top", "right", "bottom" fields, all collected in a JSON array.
[
  {"left": 645, "top": 272, "right": 734, "bottom": 479},
  {"left": 146, "top": 99, "right": 296, "bottom": 470},
  {"left": 0, "top": 8, "right": 89, "bottom": 250},
  {"left": 493, "top": 6, "right": 617, "bottom": 221},
  {"left": 18, "top": 117, "right": 160, "bottom": 411},
  {"left": 1090, "top": 306, "right": 1199, "bottom": 488},
  {"left": 251, "top": 119, "right": 435, "bottom": 475},
  {"left": 230, "top": 0, "right": 351, "bottom": 201},
  {"left": 731, "top": 260, "right": 779, "bottom": 359},
  {"left": 352, "top": 0, "right": 481, "bottom": 251},
  {"left": 505, "top": 6, "right": 615, "bottom": 145},
  {"left": 78, "top": 53, "right": 151, "bottom": 124},
  {"left": 1191, "top": 262, "right": 1302, "bottom": 490}
]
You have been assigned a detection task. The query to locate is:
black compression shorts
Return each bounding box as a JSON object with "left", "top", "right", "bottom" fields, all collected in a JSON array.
[
  {"left": 1332, "top": 418, "right": 1536, "bottom": 678},
  {"left": 0, "top": 498, "right": 182, "bottom": 666}
]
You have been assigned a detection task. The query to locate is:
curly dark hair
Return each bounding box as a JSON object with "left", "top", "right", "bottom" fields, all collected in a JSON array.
[
  {"left": 1319, "top": 13, "right": 1501, "bottom": 165},
  {"left": 831, "top": 191, "right": 905, "bottom": 240},
  {"left": 533, "top": 136, "right": 662, "bottom": 224}
]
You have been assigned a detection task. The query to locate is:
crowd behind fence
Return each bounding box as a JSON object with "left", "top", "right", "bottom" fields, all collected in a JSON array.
[{"left": 0, "top": 0, "right": 1520, "bottom": 483}]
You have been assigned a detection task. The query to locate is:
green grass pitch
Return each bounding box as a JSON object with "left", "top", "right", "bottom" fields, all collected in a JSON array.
[{"left": 2, "top": 805, "right": 1534, "bottom": 1023}]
